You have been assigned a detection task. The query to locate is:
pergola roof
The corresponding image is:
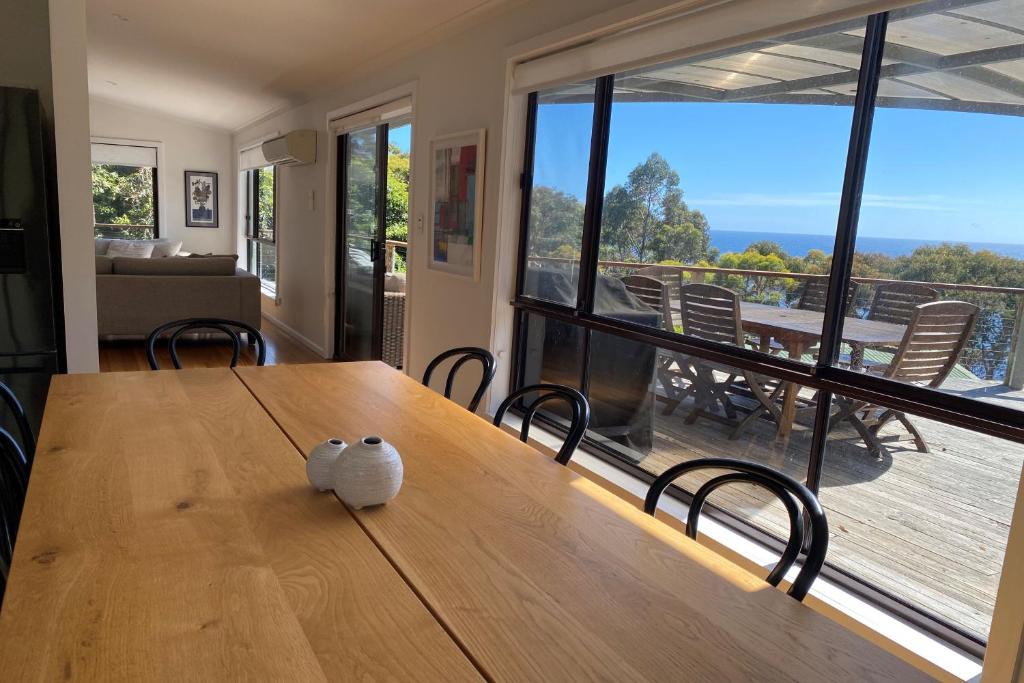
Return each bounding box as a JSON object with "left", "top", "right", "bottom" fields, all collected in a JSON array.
[{"left": 550, "top": 0, "right": 1024, "bottom": 115}]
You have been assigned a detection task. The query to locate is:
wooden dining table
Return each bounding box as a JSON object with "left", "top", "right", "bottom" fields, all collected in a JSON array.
[
  {"left": 0, "top": 361, "right": 933, "bottom": 681},
  {"left": 739, "top": 302, "right": 907, "bottom": 437}
]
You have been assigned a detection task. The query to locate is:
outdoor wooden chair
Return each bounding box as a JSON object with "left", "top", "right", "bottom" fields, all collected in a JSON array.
[
  {"left": 673, "top": 283, "right": 783, "bottom": 439},
  {"left": 621, "top": 275, "right": 696, "bottom": 416},
  {"left": 829, "top": 301, "right": 978, "bottom": 457},
  {"left": 796, "top": 278, "right": 859, "bottom": 315},
  {"left": 847, "top": 282, "right": 940, "bottom": 368},
  {"left": 867, "top": 282, "right": 940, "bottom": 325}
]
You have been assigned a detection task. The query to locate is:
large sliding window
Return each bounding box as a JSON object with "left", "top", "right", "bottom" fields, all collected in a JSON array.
[
  {"left": 91, "top": 142, "right": 159, "bottom": 239},
  {"left": 512, "top": 0, "right": 1024, "bottom": 652},
  {"left": 245, "top": 165, "right": 277, "bottom": 295}
]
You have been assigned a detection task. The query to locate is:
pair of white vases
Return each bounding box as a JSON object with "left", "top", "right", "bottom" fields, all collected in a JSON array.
[{"left": 306, "top": 436, "right": 403, "bottom": 509}]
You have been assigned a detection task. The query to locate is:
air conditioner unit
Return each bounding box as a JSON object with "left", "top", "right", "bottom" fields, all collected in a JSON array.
[{"left": 262, "top": 130, "right": 316, "bottom": 166}]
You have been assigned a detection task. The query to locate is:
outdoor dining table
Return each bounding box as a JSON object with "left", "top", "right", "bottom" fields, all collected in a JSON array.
[
  {"left": 738, "top": 302, "right": 907, "bottom": 438},
  {"left": 0, "top": 362, "right": 931, "bottom": 681}
]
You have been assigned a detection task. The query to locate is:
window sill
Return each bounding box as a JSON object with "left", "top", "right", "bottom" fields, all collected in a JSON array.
[{"left": 496, "top": 413, "right": 984, "bottom": 683}]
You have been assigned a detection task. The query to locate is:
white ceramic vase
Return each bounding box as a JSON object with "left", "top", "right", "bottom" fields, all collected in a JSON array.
[
  {"left": 306, "top": 438, "right": 347, "bottom": 491},
  {"left": 332, "top": 435, "right": 403, "bottom": 509}
]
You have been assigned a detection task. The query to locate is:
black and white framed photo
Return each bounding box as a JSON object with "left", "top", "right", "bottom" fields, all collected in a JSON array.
[{"left": 185, "top": 170, "right": 218, "bottom": 228}]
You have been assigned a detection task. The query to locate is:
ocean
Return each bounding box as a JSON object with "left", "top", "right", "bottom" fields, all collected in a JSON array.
[{"left": 710, "top": 230, "right": 1024, "bottom": 260}]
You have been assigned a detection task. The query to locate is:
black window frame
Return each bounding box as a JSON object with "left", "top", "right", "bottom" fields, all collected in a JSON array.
[
  {"left": 91, "top": 163, "right": 161, "bottom": 239},
  {"left": 245, "top": 166, "right": 278, "bottom": 291},
  {"left": 510, "top": 8, "right": 1024, "bottom": 656}
]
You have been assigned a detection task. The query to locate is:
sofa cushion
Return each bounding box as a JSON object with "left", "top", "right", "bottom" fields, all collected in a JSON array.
[
  {"left": 112, "top": 256, "right": 238, "bottom": 276},
  {"left": 151, "top": 240, "right": 183, "bottom": 258},
  {"left": 107, "top": 241, "right": 155, "bottom": 258},
  {"left": 95, "top": 255, "right": 114, "bottom": 274}
]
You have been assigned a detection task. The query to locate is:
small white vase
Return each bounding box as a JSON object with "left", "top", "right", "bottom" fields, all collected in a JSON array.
[
  {"left": 306, "top": 438, "right": 347, "bottom": 491},
  {"left": 332, "top": 435, "right": 403, "bottom": 510}
]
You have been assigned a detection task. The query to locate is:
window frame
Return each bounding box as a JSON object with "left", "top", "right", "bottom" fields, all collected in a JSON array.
[
  {"left": 90, "top": 163, "right": 161, "bottom": 239},
  {"left": 244, "top": 166, "right": 278, "bottom": 294},
  {"left": 510, "top": 8, "right": 1024, "bottom": 655}
]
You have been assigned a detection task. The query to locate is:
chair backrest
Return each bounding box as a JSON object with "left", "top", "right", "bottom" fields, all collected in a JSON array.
[
  {"left": 867, "top": 283, "right": 939, "bottom": 326},
  {"left": 0, "top": 381, "right": 35, "bottom": 460},
  {"left": 886, "top": 301, "right": 979, "bottom": 388},
  {"left": 643, "top": 457, "right": 828, "bottom": 601},
  {"left": 0, "top": 426, "right": 30, "bottom": 590},
  {"left": 146, "top": 318, "right": 267, "bottom": 369},
  {"left": 637, "top": 266, "right": 684, "bottom": 333},
  {"left": 797, "top": 278, "right": 858, "bottom": 315},
  {"left": 678, "top": 283, "right": 743, "bottom": 345},
  {"left": 492, "top": 384, "right": 590, "bottom": 465},
  {"left": 422, "top": 347, "right": 496, "bottom": 413},
  {"left": 621, "top": 274, "right": 673, "bottom": 332}
]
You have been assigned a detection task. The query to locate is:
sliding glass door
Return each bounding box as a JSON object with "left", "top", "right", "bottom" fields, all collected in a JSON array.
[{"left": 336, "top": 125, "right": 386, "bottom": 361}]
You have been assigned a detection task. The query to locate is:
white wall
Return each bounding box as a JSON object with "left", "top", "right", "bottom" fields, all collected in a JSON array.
[
  {"left": 90, "top": 98, "right": 235, "bottom": 255},
  {"left": 48, "top": 0, "right": 100, "bottom": 373},
  {"left": 234, "top": 0, "right": 633, "bottom": 376}
]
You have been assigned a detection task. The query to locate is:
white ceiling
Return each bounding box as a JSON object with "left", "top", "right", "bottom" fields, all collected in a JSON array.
[{"left": 87, "top": 0, "right": 517, "bottom": 130}]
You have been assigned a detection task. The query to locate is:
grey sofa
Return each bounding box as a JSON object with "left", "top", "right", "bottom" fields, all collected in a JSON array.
[{"left": 96, "top": 255, "right": 261, "bottom": 337}]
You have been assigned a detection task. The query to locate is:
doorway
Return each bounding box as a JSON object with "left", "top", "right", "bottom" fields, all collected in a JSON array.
[{"left": 334, "top": 119, "right": 411, "bottom": 367}]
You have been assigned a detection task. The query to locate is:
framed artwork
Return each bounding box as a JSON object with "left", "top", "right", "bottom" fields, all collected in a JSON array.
[
  {"left": 428, "top": 129, "right": 485, "bottom": 280},
  {"left": 185, "top": 170, "right": 219, "bottom": 228}
]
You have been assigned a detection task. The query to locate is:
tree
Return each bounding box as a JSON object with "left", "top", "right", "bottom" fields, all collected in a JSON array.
[
  {"left": 91, "top": 164, "right": 156, "bottom": 239},
  {"left": 385, "top": 143, "right": 410, "bottom": 241},
  {"left": 715, "top": 243, "right": 793, "bottom": 304},
  {"left": 599, "top": 153, "right": 709, "bottom": 264},
  {"left": 528, "top": 186, "right": 584, "bottom": 260}
]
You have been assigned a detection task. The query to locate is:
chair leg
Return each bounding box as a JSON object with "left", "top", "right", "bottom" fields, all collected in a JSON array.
[{"left": 895, "top": 412, "right": 930, "bottom": 453}]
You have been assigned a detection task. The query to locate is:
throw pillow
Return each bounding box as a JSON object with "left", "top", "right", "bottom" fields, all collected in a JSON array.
[
  {"left": 151, "top": 240, "right": 183, "bottom": 258},
  {"left": 106, "top": 241, "right": 155, "bottom": 258},
  {"left": 94, "top": 238, "right": 111, "bottom": 255}
]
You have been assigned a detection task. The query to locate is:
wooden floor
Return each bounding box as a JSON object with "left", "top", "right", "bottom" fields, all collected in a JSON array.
[
  {"left": 626, "top": 383, "right": 1024, "bottom": 640},
  {"left": 99, "top": 318, "right": 324, "bottom": 372}
]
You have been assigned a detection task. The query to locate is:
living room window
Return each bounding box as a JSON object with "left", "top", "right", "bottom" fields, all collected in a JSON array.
[
  {"left": 245, "top": 165, "right": 277, "bottom": 295},
  {"left": 91, "top": 141, "right": 159, "bottom": 239}
]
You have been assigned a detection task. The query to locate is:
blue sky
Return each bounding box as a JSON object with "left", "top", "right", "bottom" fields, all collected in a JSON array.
[
  {"left": 533, "top": 101, "right": 1024, "bottom": 245},
  {"left": 389, "top": 123, "right": 411, "bottom": 154}
]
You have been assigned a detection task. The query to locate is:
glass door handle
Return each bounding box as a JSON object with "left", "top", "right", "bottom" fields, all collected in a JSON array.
[{"left": 370, "top": 239, "right": 381, "bottom": 261}]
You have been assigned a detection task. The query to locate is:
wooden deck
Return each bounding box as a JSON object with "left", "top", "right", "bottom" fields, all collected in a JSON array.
[{"left": 629, "top": 378, "right": 1024, "bottom": 639}]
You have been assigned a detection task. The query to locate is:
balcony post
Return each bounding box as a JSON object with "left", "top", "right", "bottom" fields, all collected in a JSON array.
[{"left": 1006, "top": 295, "right": 1024, "bottom": 389}]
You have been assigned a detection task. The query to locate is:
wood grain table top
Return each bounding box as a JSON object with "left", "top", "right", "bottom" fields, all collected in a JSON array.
[
  {"left": 741, "top": 302, "right": 906, "bottom": 346},
  {"left": 0, "top": 369, "right": 480, "bottom": 682},
  {"left": 235, "top": 361, "right": 934, "bottom": 683}
]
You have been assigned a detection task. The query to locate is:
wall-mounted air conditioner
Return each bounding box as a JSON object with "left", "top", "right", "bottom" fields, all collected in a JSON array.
[{"left": 262, "top": 130, "right": 316, "bottom": 166}]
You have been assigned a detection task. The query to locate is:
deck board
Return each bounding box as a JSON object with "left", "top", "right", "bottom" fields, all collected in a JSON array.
[{"left": 629, "top": 379, "right": 1024, "bottom": 639}]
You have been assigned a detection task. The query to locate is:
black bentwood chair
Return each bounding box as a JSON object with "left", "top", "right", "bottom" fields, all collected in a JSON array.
[
  {"left": 492, "top": 384, "right": 590, "bottom": 466},
  {"left": 0, "top": 380, "right": 35, "bottom": 459},
  {"left": 146, "top": 318, "right": 267, "bottom": 370},
  {"left": 643, "top": 458, "right": 828, "bottom": 601},
  {"left": 0, "top": 426, "right": 30, "bottom": 600},
  {"left": 422, "top": 347, "right": 496, "bottom": 413}
]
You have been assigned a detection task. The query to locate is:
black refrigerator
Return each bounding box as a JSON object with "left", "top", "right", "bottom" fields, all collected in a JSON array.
[{"left": 0, "top": 87, "right": 64, "bottom": 443}]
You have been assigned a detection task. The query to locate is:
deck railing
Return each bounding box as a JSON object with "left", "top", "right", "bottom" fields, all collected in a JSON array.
[{"left": 527, "top": 256, "right": 1024, "bottom": 388}]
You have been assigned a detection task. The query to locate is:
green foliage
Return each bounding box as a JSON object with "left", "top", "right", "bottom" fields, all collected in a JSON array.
[
  {"left": 256, "top": 167, "right": 275, "bottom": 239},
  {"left": 91, "top": 164, "right": 155, "bottom": 239},
  {"left": 386, "top": 143, "right": 410, "bottom": 242},
  {"left": 715, "top": 243, "right": 794, "bottom": 304},
  {"left": 600, "top": 153, "right": 710, "bottom": 264}
]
